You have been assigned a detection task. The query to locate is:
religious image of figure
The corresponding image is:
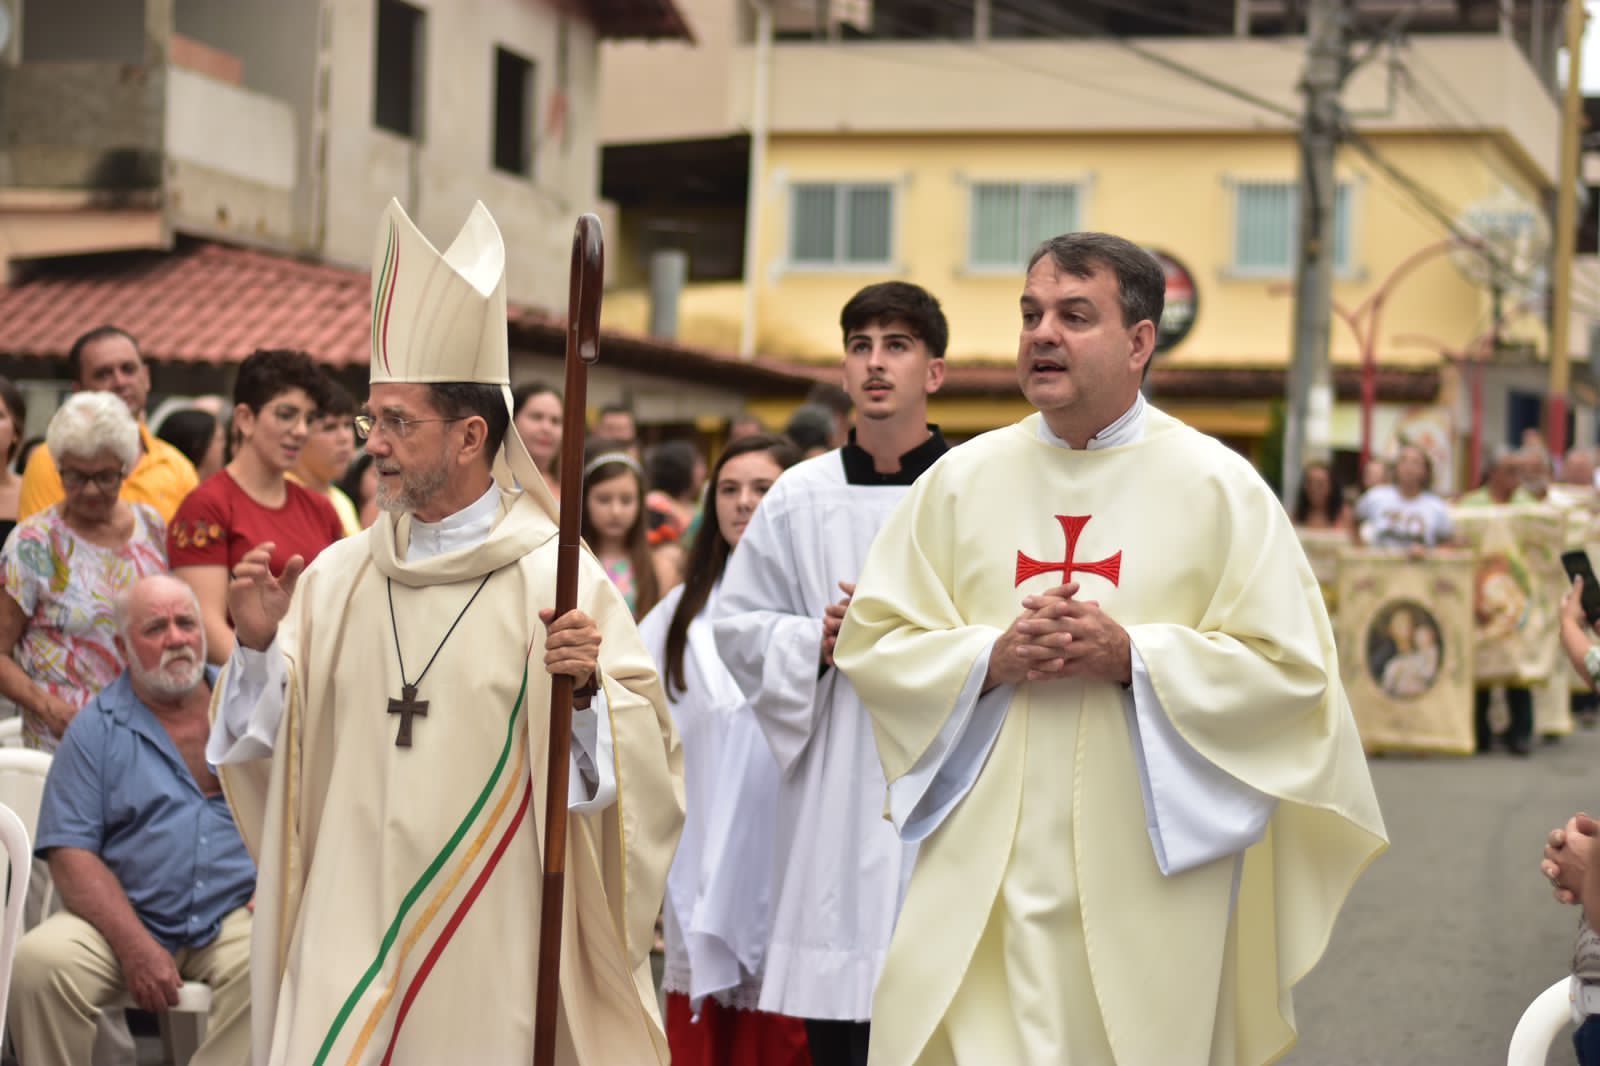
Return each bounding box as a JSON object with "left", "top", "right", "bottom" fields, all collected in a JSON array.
[
  {"left": 1366, "top": 601, "right": 1442, "bottom": 700},
  {"left": 1475, "top": 553, "right": 1530, "bottom": 642}
]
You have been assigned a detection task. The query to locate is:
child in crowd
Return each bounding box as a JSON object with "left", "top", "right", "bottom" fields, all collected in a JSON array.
[{"left": 580, "top": 439, "right": 671, "bottom": 619}]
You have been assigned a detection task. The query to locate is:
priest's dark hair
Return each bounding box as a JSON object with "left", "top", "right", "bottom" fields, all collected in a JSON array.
[
  {"left": 840, "top": 282, "right": 949, "bottom": 359},
  {"left": 427, "top": 382, "right": 509, "bottom": 467},
  {"left": 581, "top": 437, "right": 661, "bottom": 620},
  {"left": 1028, "top": 232, "right": 1166, "bottom": 334},
  {"left": 663, "top": 433, "right": 800, "bottom": 697}
]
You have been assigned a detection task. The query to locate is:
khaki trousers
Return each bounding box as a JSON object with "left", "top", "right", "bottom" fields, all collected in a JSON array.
[{"left": 8, "top": 906, "right": 251, "bottom": 1066}]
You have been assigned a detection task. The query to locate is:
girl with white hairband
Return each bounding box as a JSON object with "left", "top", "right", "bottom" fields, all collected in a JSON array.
[{"left": 581, "top": 438, "right": 673, "bottom": 620}]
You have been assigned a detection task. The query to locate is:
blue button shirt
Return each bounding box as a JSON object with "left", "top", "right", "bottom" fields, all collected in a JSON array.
[{"left": 35, "top": 669, "right": 256, "bottom": 951}]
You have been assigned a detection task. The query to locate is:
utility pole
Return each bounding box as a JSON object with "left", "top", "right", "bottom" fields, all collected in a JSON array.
[
  {"left": 738, "top": 0, "right": 773, "bottom": 360},
  {"left": 1283, "top": 0, "right": 1352, "bottom": 509},
  {"left": 1547, "top": 0, "right": 1586, "bottom": 460}
]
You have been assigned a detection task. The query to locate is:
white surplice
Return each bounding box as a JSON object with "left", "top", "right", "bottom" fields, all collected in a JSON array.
[
  {"left": 636, "top": 582, "right": 782, "bottom": 1011},
  {"left": 710, "top": 451, "right": 920, "bottom": 1022}
]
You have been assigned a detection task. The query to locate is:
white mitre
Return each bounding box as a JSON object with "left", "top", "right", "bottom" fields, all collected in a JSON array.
[{"left": 369, "top": 197, "right": 557, "bottom": 523}]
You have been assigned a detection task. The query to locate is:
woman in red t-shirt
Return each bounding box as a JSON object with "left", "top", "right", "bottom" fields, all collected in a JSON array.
[{"left": 169, "top": 349, "right": 345, "bottom": 663}]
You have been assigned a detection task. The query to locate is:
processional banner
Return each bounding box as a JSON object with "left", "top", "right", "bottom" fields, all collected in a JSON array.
[
  {"left": 1451, "top": 504, "right": 1565, "bottom": 687},
  {"left": 1337, "top": 549, "right": 1475, "bottom": 754}
]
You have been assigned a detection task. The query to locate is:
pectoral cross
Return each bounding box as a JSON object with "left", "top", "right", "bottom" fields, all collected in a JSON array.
[
  {"left": 388, "top": 684, "right": 429, "bottom": 748},
  {"left": 1015, "top": 514, "right": 1123, "bottom": 589}
]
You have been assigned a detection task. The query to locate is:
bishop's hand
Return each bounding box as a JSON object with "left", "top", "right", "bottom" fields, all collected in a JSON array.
[
  {"left": 540, "top": 608, "right": 600, "bottom": 691},
  {"left": 228, "top": 542, "right": 305, "bottom": 652},
  {"left": 985, "top": 582, "right": 1133, "bottom": 690}
]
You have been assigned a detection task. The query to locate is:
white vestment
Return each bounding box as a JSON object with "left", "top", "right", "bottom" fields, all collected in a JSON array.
[
  {"left": 711, "top": 447, "right": 926, "bottom": 1021},
  {"left": 207, "top": 484, "right": 681, "bottom": 1066},
  {"left": 637, "top": 582, "right": 783, "bottom": 1010},
  {"left": 835, "top": 406, "right": 1387, "bottom": 1066}
]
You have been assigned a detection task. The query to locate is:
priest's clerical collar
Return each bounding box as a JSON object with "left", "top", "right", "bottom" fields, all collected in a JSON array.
[
  {"left": 1038, "top": 393, "right": 1146, "bottom": 451},
  {"left": 840, "top": 425, "right": 949, "bottom": 486},
  {"left": 406, "top": 483, "right": 501, "bottom": 563}
]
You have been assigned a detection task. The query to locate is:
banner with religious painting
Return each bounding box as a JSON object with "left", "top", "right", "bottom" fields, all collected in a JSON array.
[
  {"left": 1451, "top": 504, "right": 1565, "bottom": 686},
  {"left": 1337, "top": 549, "right": 1475, "bottom": 754}
]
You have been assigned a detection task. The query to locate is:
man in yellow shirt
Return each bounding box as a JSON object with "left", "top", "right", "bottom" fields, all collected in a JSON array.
[{"left": 21, "top": 327, "right": 198, "bottom": 522}]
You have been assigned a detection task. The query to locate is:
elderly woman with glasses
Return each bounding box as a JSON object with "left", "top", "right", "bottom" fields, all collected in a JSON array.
[
  {"left": 0, "top": 392, "right": 169, "bottom": 749},
  {"left": 169, "top": 349, "right": 345, "bottom": 664}
]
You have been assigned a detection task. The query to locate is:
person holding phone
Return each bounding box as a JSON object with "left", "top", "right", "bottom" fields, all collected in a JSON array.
[{"left": 1561, "top": 568, "right": 1600, "bottom": 690}]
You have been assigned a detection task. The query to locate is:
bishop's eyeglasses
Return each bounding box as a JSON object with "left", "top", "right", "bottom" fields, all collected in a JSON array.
[{"left": 352, "top": 412, "right": 468, "bottom": 443}]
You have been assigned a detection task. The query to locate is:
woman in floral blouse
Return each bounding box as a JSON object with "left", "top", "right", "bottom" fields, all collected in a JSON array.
[{"left": 0, "top": 393, "right": 167, "bottom": 749}]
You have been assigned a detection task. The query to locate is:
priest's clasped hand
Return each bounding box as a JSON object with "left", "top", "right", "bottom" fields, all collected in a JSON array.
[
  {"left": 228, "top": 542, "right": 307, "bottom": 652},
  {"left": 540, "top": 607, "right": 600, "bottom": 691},
  {"left": 986, "top": 582, "right": 1133, "bottom": 689}
]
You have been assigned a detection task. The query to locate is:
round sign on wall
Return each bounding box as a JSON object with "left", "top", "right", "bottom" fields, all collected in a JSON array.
[{"left": 1147, "top": 248, "right": 1198, "bottom": 354}]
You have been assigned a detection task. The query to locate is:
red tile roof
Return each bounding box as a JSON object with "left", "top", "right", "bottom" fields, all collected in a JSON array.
[
  {"left": 0, "top": 240, "right": 822, "bottom": 393},
  {"left": 0, "top": 240, "right": 374, "bottom": 367},
  {"left": 582, "top": 0, "right": 694, "bottom": 40}
]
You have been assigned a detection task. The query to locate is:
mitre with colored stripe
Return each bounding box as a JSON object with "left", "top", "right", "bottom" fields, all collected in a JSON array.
[
  {"left": 369, "top": 198, "right": 508, "bottom": 385},
  {"left": 366, "top": 198, "right": 556, "bottom": 522}
]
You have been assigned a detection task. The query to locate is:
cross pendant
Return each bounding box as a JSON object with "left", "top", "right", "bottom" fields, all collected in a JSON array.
[{"left": 388, "top": 684, "right": 429, "bottom": 748}]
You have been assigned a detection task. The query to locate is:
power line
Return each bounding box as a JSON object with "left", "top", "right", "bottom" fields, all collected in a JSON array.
[{"left": 980, "top": 0, "right": 1301, "bottom": 121}]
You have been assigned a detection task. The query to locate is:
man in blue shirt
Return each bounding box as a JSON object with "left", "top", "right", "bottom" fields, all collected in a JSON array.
[{"left": 8, "top": 574, "right": 254, "bottom": 1065}]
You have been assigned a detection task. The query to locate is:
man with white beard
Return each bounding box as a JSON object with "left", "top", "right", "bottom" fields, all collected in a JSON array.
[{"left": 8, "top": 574, "right": 255, "bottom": 1066}]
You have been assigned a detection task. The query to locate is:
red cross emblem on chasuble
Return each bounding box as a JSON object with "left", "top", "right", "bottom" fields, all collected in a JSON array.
[{"left": 1015, "top": 514, "right": 1123, "bottom": 589}]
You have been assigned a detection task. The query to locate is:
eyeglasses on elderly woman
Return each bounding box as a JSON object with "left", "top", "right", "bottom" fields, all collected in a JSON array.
[{"left": 58, "top": 465, "right": 126, "bottom": 492}]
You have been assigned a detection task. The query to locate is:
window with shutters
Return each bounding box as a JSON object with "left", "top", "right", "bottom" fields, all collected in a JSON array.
[
  {"left": 968, "top": 182, "right": 1081, "bottom": 269},
  {"left": 1231, "top": 180, "right": 1353, "bottom": 276},
  {"left": 788, "top": 182, "right": 895, "bottom": 269}
]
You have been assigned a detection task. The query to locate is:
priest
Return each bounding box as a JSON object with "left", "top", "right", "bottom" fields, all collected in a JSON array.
[
  {"left": 206, "top": 199, "right": 682, "bottom": 1065},
  {"left": 834, "top": 232, "right": 1386, "bottom": 1066}
]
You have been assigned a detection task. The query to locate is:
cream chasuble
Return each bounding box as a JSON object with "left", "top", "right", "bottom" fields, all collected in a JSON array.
[
  {"left": 210, "top": 488, "right": 683, "bottom": 1066},
  {"left": 834, "top": 408, "right": 1386, "bottom": 1066}
]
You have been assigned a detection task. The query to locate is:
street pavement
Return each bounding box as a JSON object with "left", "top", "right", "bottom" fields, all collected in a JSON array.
[{"left": 1287, "top": 724, "right": 1600, "bottom": 1065}]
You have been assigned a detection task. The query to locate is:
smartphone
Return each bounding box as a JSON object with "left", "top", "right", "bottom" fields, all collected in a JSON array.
[{"left": 1561, "top": 550, "right": 1600, "bottom": 626}]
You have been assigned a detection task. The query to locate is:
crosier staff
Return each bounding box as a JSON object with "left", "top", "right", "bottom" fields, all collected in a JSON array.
[{"left": 534, "top": 214, "right": 603, "bottom": 1066}]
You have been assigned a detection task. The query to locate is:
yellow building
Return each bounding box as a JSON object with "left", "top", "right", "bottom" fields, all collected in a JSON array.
[{"left": 601, "top": 0, "right": 1589, "bottom": 484}]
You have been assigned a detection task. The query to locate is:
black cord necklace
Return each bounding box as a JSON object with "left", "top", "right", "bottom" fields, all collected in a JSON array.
[{"left": 385, "top": 572, "right": 495, "bottom": 747}]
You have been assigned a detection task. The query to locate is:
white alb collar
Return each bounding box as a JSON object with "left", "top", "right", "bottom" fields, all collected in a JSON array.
[
  {"left": 405, "top": 483, "right": 501, "bottom": 563},
  {"left": 1037, "top": 393, "right": 1146, "bottom": 451}
]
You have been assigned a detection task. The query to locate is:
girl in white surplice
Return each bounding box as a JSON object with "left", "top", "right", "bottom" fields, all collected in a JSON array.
[{"left": 635, "top": 434, "right": 813, "bottom": 1066}]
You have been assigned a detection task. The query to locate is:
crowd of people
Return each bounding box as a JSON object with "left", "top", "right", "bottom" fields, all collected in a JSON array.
[
  {"left": 1292, "top": 434, "right": 1600, "bottom": 756},
  {"left": 0, "top": 312, "right": 864, "bottom": 1064},
  {"left": 0, "top": 208, "right": 1393, "bottom": 1066}
]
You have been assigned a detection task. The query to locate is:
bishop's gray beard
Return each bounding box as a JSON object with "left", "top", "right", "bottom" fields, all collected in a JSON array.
[{"left": 375, "top": 452, "right": 451, "bottom": 515}]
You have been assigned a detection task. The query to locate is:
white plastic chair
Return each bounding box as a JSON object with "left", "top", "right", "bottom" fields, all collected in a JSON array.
[
  {"left": 0, "top": 801, "right": 32, "bottom": 1052},
  {"left": 114, "top": 981, "right": 213, "bottom": 1066},
  {"left": 1508, "top": 976, "right": 1574, "bottom": 1065},
  {"left": 0, "top": 718, "right": 25, "bottom": 748},
  {"left": 0, "top": 748, "right": 55, "bottom": 924}
]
